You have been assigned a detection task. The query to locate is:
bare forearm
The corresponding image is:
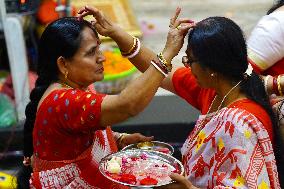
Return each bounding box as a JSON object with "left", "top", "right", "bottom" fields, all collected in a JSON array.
[
  {"left": 110, "top": 27, "right": 155, "bottom": 72},
  {"left": 100, "top": 65, "right": 165, "bottom": 126},
  {"left": 118, "top": 65, "right": 164, "bottom": 115}
]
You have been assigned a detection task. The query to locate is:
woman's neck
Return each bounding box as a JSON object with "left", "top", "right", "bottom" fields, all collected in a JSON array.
[
  {"left": 58, "top": 76, "right": 89, "bottom": 91},
  {"left": 214, "top": 80, "right": 246, "bottom": 109}
]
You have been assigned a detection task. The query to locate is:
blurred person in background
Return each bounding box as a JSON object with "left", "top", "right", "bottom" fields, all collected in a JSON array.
[{"left": 248, "top": 0, "right": 284, "bottom": 183}]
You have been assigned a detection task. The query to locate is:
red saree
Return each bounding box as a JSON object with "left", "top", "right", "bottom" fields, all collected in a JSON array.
[{"left": 30, "top": 89, "right": 128, "bottom": 189}]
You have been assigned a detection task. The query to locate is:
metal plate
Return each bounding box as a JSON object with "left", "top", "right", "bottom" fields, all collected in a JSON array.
[
  {"left": 122, "top": 141, "right": 174, "bottom": 155},
  {"left": 99, "top": 149, "right": 184, "bottom": 188}
]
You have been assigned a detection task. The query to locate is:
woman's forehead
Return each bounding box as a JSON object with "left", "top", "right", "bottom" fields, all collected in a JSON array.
[
  {"left": 80, "top": 28, "right": 100, "bottom": 46},
  {"left": 81, "top": 27, "right": 99, "bottom": 41}
]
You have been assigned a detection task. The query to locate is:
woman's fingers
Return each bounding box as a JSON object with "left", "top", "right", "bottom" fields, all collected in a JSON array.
[
  {"left": 271, "top": 97, "right": 284, "bottom": 105},
  {"left": 173, "top": 18, "right": 195, "bottom": 28},
  {"left": 77, "top": 6, "right": 110, "bottom": 28},
  {"left": 90, "top": 20, "right": 97, "bottom": 26},
  {"left": 77, "top": 6, "right": 95, "bottom": 17},
  {"left": 77, "top": 6, "right": 87, "bottom": 14},
  {"left": 170, "top": 173, "right": 193, "bottom": 188},
  {"left": 134, "top": 133, "right": 154, "bottom": 142},
  {"left": 141, "top": 135, "right": 154, "bottom": 142},
  {"left": 77, "top": 6, "right": 102, "bottom": 21},
  {"left": 170, "top": 7, "right": 181, "bottom": 27},
  {"left": 170, "top": 173, "right": 187, "bottom": 183}
]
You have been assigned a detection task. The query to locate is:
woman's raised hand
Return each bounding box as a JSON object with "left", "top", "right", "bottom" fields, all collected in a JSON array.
[
  {"left": 77, "top": 6, "right": 120, "bottom": 37},
  {"left": 163, "top": 7, "right": 195, "bottom": 60}
]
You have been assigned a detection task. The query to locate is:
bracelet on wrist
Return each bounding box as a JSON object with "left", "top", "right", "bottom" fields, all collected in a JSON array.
[
  {"left": 121, "top": 37, "right": 137, "bottom": 56},
  {"left": 151, "top": 60, "right": 168, "bottom": 77},
  {"left": 117, "top": 133, "right": 130, "bottom": 147},
  {"left": 157, "top": 52, "right": 172, "bottom": 72},
  {"left": 264, "top": 75, "right": 271, "bottom": 95},
  {"left": 277, "top": 75, "right": 283, "bottom": 96},
  {"left": 273, "top": 76, "right": 279, "bottom": 95},
  {"left": 121, "top": 37, "right": 141, "bottom": 59}
]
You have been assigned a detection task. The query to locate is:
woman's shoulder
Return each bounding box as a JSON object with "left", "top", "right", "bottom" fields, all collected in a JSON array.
[
  {"left": 228, "top": 99, "right": 270, "bottom": 123},
  {"left": 219, "top": 99, "right": 270, "bottom": 125},
  {"left": 215, "top": 99, "right": 273, "bottom": 142},
  {"left": 259, "top": 11, "right": 284, "bottom": 26},
  {"left": 38, "top": 88, "right": 105, "bottom": 111}
]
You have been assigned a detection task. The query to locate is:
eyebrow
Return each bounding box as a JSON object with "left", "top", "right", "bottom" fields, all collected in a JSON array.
[{"left": 86, "top": 44, "right": 98, "bottom": 54}]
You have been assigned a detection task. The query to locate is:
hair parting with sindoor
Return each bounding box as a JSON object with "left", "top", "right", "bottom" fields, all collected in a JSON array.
[
  {"left": 16, "top": 17, "right": 98, "bottom": 189},
  {"left": 187, "top": 16, "right": 283, "bottom": 187}
]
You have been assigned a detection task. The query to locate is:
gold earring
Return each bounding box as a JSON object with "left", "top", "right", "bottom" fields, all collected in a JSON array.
[{"left": 64, "top": 71, "right": 68, "bottom": 80}]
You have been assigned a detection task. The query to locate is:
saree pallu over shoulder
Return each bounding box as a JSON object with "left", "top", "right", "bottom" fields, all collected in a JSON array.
[
  {"left": 181, "top": 107, "right": 280, "bottom": 189},
  {"left": 30, "top": 127, "right": 128, "bottom": 189}
]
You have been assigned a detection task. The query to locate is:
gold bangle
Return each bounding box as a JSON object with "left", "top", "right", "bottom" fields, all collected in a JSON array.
[
  {"left": 121, "top": 37, "right": 137, "bottom": 56},
  {"left": 117, "top": 133, "right": 129, "bottom": 146},
  {"left": 277, "top": 75, "right": 283, "bottom": 96},
  {"left": 157, "top": 52, "right": 172, "bottom": 72},
  {"left": 264, "top": 75, "right": 272, "bottom": 95},
  {"left": 158, "top": 52, "right": 169, "bottom": 66}
]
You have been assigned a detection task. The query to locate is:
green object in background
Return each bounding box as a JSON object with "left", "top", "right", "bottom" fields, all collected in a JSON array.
[
  {"left": 104, "top": 67, "right": 137, "bottom": 81},
  {"left": 0, "top": 94, "right": 17, "bottom": 128},
  {"left": 113, "top": 47, "right": 121, "bottom": 54}
]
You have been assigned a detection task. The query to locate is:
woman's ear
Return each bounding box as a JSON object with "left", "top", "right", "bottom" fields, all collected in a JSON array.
[
  {"left": 57, "top": 56, "right": 68, "bottom": 76},
  {"left": 204, "top": 67, "right": 216, "bottom": 78}
]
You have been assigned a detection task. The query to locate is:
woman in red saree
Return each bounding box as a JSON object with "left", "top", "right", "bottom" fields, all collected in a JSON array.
[
  {"left": 17, "top": 12, "right": 192, "bottom": 188},
  {"left": 79, "top": 6, "right": 283, "bottom": 189}
]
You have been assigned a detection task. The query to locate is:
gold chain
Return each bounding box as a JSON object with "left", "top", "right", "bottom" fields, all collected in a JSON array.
[
  {"left": 57, "top": 81, "right": 90, "bottom": 92},
  {"left": 189, "top": 80, "right": 242, "bottom": 145}
]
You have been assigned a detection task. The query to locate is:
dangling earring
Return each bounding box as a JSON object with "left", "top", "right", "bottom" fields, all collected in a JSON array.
[
  {"left": 210, "top": 73, "right": 215, "bottom": 77},
  {"left": 64, "top": 71, "right": 68, "bottom": 81}
]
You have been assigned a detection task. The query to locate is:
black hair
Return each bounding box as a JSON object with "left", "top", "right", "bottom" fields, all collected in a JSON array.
[
  {"left": 16, "top": 17, "right": 98, "bottom": 189},
  {"left": 187, "top": 16, "right": 283, "bottom": 187},
  {"left": 267, "top": 0, "right": 284, "bottom": 14}
]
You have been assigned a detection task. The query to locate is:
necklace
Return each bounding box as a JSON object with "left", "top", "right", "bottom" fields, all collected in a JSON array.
[
  {"left": 183, "top": 80, "right": 244, "bottom": 178},
  {"left": 57, "top": 81, "right": 74, "bottom": 90},
  {"left": 212, "top": 80, "right": 243, "bottom": 114},
  {"left": 184, "top": 80, "right": 243, "bottom": 157},
  {"left": 57, "top": 81, "right": 90, "bottom": 92}
]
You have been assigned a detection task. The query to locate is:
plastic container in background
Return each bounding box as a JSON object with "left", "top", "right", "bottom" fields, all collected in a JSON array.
[
  {"left": 0, "top": 94, "right": 17, "bottom": 128},
  {"left": 94, "top": 48, "right": 137, "bottom": 94}
]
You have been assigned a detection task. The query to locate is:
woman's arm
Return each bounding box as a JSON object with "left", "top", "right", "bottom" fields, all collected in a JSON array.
[
  {"left": 77, "top": 6, "right": 192, "bottom": 126},
  {"left": 78, "top": 6, "right": 193, "bottom": 93},
  {"left": 247, "top": 12, "right": 284, "bottom": 73},
  {"left": 100, "top": 65, "right": 164, "bottom": 126}
]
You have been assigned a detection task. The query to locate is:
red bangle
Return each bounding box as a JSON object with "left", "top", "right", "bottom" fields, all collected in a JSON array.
[
  {"left": 273, "top": 76, "right": 280, "bottom": 95},
  {"left": 152, "top": 59, "right": 168, "bottom": 74}
]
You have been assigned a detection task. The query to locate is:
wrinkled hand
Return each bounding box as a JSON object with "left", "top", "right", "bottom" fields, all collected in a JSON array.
[
  {"left": 270, "top": 95, "right": 284, "bottom": 106},
  {"left": 157, "top": 173, "right": 198, "bottom": 189},
  {"left": 77, "top": 6, "right": 119, "bottom": 37},
  {"left": 119, "top": 133, "right": 154, "bottom": 149},
  {"left": 163, "top": 7, "right": 195, "bottom": 60}
]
